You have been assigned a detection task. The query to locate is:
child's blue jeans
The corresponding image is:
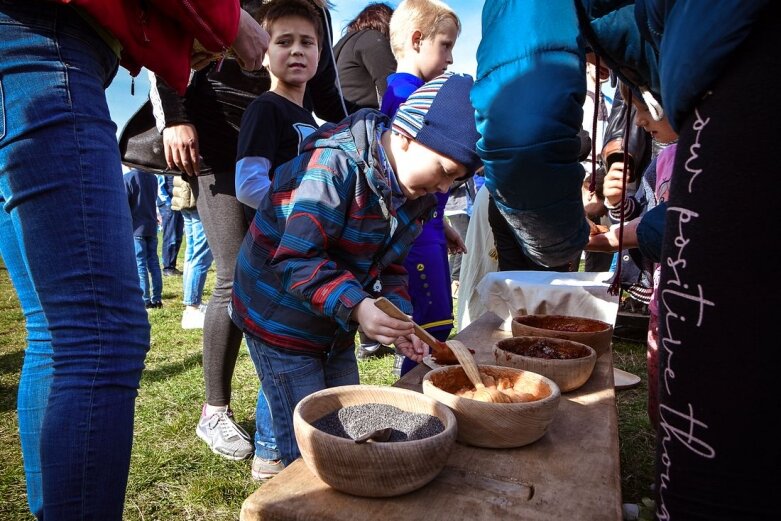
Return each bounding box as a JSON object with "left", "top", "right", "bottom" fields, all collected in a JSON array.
[
  {"left": 245, "top": 335, "right": 360, "bottom": 465},
  {"left": 0, "top": 2, "right": 150, "bottom": 518},
  {"left": 134, "top": 235, "right": 163, "bottom": 304}
]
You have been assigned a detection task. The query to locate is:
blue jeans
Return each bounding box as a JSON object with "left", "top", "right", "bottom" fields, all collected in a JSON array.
[
  {"left": 159, "top": 201, "right": 183, "bottom": 270},
  {"left": 0, "top": 3, "right": 150, "bottom": 519},
  {"left": 134, "top": 235, "right": 163, "bottom": 304},
  {"left": 252, "top": 378, "right": 280, "bottom": 462},
  {"left": 0, "top": 197, "right": 51, "bottom": 519},
  {"left": 181, "top": 208, "right": 213, "bottom": 306},
  {"left": 245, "top": 336, "right": 360, "bottom": 465}
]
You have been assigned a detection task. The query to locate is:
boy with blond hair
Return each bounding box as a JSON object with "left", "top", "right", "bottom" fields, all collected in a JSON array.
[
  {"left": 365, "top": 0, "right": 464, "bottom": 372},
  {"left": 382, "top": 0, "right": 461, "bottom": 113}
]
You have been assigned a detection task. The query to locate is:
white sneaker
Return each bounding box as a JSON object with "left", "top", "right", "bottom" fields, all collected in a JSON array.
[
  {"left": 181, "top": 307, "right": 205, "bottom": 329},
  {"left": 251, "top": 455, "right": 285, "bottom": 481},
  {"left": 196, "top": 406, "right": 253, "bottom": 461}
]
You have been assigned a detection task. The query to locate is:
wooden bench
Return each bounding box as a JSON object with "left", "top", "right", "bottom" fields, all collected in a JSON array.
[{"left": 240, "top": 312, "right": 622, "bottom": 521}]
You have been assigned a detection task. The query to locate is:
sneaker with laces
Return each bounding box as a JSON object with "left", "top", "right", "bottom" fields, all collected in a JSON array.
[
  {"left": 181, "top": 306, "right": 206, "bottom": 329},
  {"left": 356, "top": 342, "right": 395, "bottom": 360},
  {"left": 196, "top": 405, "right": 253, "bottom": 461},
  {"left": 251, "top": 455, "right": 285, "bottom": 481}
]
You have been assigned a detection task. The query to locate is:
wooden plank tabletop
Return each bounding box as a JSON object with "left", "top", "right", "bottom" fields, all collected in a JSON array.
[{"left": 240, "top": 312, "right": 622, "bottom": 521}]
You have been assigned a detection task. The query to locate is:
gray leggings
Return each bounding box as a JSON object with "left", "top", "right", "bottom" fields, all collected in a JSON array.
[{"left": 195, "top": 174, "right": 250, "bottom": 406}]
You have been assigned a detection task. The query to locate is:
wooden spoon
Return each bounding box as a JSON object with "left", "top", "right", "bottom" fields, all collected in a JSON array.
[
  {"left": 373, "top": 297, "right": 474, "bottom": 362},
  {"left": 444, "top": 339, "right": 507, "bottom": 403},
  {"left": 373, "top": 298, "right": 509, "bottom": 403},
  {"left": 354, "top": 427, "right": 393, "bottom": 444}
]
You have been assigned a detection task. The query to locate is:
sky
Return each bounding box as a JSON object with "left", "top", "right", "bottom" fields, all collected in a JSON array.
[{"left": 106, "top": 1, "right": 484, "bottom": 135}]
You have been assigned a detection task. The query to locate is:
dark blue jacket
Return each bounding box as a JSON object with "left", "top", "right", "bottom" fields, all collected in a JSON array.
[{"left": 124, "top": 169, "right": 159, "bottom": 237}]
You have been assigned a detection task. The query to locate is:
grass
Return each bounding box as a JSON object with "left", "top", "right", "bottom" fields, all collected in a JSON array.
[{"left": 0, "top": 246, "right": 655, "bottom": 520}]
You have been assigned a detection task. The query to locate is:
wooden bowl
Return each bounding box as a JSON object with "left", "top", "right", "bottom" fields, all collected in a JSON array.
[
  {"left": 422, "top": 365, "right": 560, "bottom": 448},
  {"left": 493, "top": 336, "right": 596, "bottom": 392},
  {"left": 511, "top": 314, "right": 613, "bottom": 358},
  {"left": 293, "top": 385, "right": 457, "bottom": 497}
]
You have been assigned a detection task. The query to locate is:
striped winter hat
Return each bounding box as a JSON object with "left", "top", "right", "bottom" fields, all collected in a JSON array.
[{"left": 392, "top": 72, "right": 482, "bottom": 173}]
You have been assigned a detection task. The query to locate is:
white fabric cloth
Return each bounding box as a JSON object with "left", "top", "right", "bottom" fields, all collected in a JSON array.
[
  {"left": 476, "top": 270, "right": 620, "bottom": 331},
  {"left": 455, "top": 185, "right": 498, "bottom": 332}
]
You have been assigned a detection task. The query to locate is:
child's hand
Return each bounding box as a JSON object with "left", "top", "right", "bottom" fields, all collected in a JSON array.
[
  {"left": 585, "top": 226, "right": 619, "bottom": 252},
  {"left": 585, "top": 218, "right": 641, "bottom": 252},
  {"left": 352, "top": 298, "right": 415, "bottom": 346},
  {"left": 602, "top": 162, "right": 630, "bottom": 208},
  {"left": 394, "top": 335, "right": 428, "bottom": 363}
]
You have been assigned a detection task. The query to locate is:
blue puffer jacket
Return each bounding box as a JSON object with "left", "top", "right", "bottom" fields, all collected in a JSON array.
[{"left": 472, "top": 0, "right": 768, "bottom": 266}]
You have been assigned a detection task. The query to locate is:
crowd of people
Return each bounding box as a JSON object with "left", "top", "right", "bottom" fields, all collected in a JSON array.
[{"left": 1, "top": 0, "right": 776, "bottom": 519}]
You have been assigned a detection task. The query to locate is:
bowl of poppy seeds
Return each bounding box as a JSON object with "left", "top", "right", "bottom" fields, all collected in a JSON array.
[{"left": 293, "top": 385, "right": 457, "bottom": 497}]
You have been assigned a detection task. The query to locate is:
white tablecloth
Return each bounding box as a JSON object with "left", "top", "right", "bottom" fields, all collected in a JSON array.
[{"left": 475, "top": 270, "right": 620, "bottom": 330}]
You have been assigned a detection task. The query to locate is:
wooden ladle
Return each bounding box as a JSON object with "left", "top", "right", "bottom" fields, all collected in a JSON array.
[{"left": 373, "top": 298, "right": 509, "bottom": 403}]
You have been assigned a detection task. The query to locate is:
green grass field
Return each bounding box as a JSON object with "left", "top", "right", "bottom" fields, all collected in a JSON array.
[{"left": 0, "top": 250, "right": 655, "bottom": 520}]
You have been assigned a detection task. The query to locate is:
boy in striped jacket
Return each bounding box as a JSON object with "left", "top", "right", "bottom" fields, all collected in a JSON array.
[{"left": 230, "top": 73, "right": 481, "bottom": 464}]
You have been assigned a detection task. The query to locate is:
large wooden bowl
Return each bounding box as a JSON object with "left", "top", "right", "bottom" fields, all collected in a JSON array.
[
  {"left": 511, "top": 314, "right": 613, "bottom": 358},
  {"left": 493, "top": 336, "right": 596, "bottom": 392},
  {"left": 293, "top": 385, "right": 457, "bottom": 497},
  {"left": 422, "top": 365, "right": 560, "bottom": 448}
]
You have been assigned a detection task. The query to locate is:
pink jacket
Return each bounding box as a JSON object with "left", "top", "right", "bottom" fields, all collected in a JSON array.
[{"left": 57, "top": 0, "right": 240, "bottom": 94}]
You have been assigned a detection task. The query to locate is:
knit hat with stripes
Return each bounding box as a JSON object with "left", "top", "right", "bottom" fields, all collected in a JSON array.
[{"left": 392, "top": 72, "right": 482, "bottom": 173}]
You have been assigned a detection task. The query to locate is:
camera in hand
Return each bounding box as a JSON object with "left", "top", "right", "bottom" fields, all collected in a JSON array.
[{"left": 604, "top": 151, "right": 637, "bottom": 183}]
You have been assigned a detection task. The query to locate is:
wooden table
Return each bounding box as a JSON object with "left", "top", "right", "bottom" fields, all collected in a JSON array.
[{"left": 241, "top": 312, "right": 622, "bottom": 521}]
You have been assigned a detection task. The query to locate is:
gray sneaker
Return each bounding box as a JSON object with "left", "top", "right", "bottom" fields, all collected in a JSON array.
[
  {"left": 251, "top": 455, "right": 285, "bottom": 481},
  {"left": 196, "top": 406, "right": 253, "bottom": 461}
]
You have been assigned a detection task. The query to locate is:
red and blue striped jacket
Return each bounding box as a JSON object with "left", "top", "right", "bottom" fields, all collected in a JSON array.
[{"left": 230, "top": 109, "right": 435, "bottom": 354}]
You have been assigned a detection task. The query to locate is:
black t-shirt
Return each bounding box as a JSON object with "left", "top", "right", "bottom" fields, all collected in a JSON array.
[{"left": 237, "top": 91, "right": 318, "bottom": 172}]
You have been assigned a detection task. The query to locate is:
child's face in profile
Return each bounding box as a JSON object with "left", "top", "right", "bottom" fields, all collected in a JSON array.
[
  {"left": 264, "top": 16, "right": 320, "bottom": 88},
  {"left": 416, "top": 18, "right": 458, "bottom": 81},
  {"left": 392, "top": 134, "right": 468, "bottom": 199},
  {"left": 632, "top": 100, "right": 678, "bottom": 144}
]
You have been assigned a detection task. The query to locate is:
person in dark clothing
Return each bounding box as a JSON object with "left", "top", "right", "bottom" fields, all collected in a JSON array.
[
  {"left": 333, "top": 2, "right": 396, "bottom": 111},
  {"left": 125, "top": 169, "right": 164, "bottom": 308},
  {"left": 476, "top": 2, "right": 780, "bottom": 518},
  {"left": 157, "top": 174, "right": 184, "bottom": 276}
]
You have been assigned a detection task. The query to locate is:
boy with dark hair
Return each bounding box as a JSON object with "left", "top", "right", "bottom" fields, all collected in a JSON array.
[
  {"left": 230, "top": 73, "right": 482, "bottom": 465},
  {"left": 230, "top": 0, "right": 322, "bottom": 481},
  {"left": 235, "top": 0, "right": 321, "bottom": 210}
]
